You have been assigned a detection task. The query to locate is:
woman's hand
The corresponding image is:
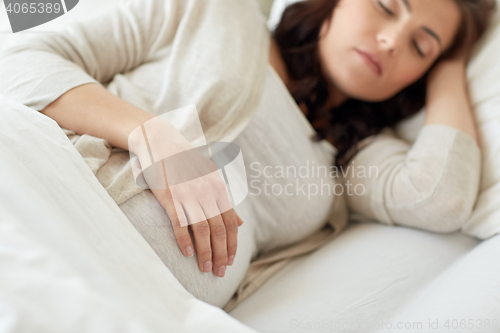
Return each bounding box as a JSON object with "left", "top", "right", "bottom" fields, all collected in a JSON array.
[
  {"left": 426, "top": 7, "right": 479, "bottom": 90},
  {"left": 426, "top": 57, "right": 466, "bottom": 96},
  {"left": 424, "top": 10, "right": 483, "bottom": 148},
  {"left": 39, "top": 81, "right": 243, "bottom": 277},
  {"left": 129, "top": 118, "right": 243, "bottom": 277},
  {"left": 425, "top": 56, "right": 479, "bottom": 147},
  {"left": 151, "top": 169, "right": 243, "bottom": 277}
]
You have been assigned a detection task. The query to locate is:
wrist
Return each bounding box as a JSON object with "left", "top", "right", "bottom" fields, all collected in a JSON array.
[
  {"left": 123, "top": 110, "right": 156, "bottom": 154},
  {"left": 128, "top": 115, "right": 194, "bottom": 167},
  {"left": 426, "top": 60, "right": 467, "bottom": 102}
]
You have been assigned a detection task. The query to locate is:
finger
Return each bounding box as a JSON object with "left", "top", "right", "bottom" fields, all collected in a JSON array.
[
  {"left": 170, "top": 199, "right": 194, "bottom": 257},
  {"left": 219, "top": 206, "right": 239, "bottom": 267},
  {"left": 152, "top": 187, "right": 194, "bottom": 257},
  {"left": 203, "top": 202, "right": 228, "bottom": 277},
  {"left": 214, "top": 174, "right": 234, "bottom": 214},
  {"left": 186, "top": 203, "right": 213, "bottom": 273},
  {"left": 236, "top": 213, "right": 244, "bottom": 227}
]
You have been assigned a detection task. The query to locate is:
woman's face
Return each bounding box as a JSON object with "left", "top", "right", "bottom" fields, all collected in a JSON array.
[{"left": 319, "top": 0, "right": 461, "bottom": 102}]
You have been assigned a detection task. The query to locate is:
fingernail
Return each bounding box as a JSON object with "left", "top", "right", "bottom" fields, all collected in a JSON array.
[
  {"left": 228, "top": 255, "right": 235, "bottom": 266},
  {"left": 204, "top": 261, "right": 212, "bottom": 272},
  {"left": 185, "top": 245, "right": 194, "bottom": 257},
  {"left": 218, "top": 265, "right": 226, "bottom": 277}
]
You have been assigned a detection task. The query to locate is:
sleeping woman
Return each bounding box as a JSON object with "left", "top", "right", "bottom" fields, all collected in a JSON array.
[{"left": 0, "top": 0, "right": 495, "bottom": 309}]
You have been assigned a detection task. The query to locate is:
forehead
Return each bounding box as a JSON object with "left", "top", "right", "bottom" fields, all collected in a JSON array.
[{"left": 407, "top": 0, "right": 462, "bottom": 48}]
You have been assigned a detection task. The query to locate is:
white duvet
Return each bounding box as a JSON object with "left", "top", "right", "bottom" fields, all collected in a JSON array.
[{"left": 0, "top": 95, "right": 258, "bottom": 332}]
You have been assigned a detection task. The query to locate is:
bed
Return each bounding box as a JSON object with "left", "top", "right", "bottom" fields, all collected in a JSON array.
[
  {"left": 229, "top": 221, "right": 500, "bottom": 332},
  {"left": 1, "top": 0, "right": 500, "bottom": 332}
]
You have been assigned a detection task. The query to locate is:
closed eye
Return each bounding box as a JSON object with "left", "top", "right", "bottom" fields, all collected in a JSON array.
[
  {"left": 412, "top": 40, "right": 425, "bottom": 58},
  {"left": 378, "top": 1, "right": 394, "bottom": 15}
]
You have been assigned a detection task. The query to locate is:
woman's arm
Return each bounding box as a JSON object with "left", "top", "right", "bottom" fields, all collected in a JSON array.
[
  {"left": 425, "top": 17, "right": 481, "bottom": 146},
  {"left": 425, "top": 58, "right": 479, "bottom": 145},
  {"left": 0, "top": 0, "right": 173, "bottom": 112},
  {"left": 344, "top": 58, "right": 481, "bottom": 233},
  {"left": 40, "top": 83, "right": 154, "bottom": 152},
  {"left": 0, "top": 0, "right": 244, "bottom": 276}
]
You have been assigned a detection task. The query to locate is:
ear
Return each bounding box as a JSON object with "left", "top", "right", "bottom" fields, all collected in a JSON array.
[
  {"left": 319, "top": 9, "right": 335, "bottom": 40},
  {"left": 319, "top": 19, "right": 330, "bottom": 39}
]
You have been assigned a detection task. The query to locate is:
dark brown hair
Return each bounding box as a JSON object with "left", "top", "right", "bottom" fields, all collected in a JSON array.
[{"left": 273, "top": 0, "right": 496, "bottom": 167}]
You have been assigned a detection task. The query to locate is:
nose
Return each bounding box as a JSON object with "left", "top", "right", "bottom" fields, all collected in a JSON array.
[{"left": 376, "top": 24, "right": 405, "bottom": 56}]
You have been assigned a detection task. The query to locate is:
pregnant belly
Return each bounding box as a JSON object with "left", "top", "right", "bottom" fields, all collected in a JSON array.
[
  {"left": 241, "top": 162, "right": 337, "bottom": 254},
  {"left": 118, "top": 189, "right": 257, "bottom": 308}
]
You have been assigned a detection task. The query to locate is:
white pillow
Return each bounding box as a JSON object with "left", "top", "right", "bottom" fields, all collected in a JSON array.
[
  {"left": 268, "top": 0, "right": 300, "bottom": 31},
  {"left": 460, "top": 4, "right": 500, "bottom": 239},
  {"left": 269, "top": 0, "right": 500, "bottom": 239}
]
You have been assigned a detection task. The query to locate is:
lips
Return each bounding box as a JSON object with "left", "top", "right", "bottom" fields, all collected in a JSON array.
[{"left": 355, "top": 49, "right": 383, "bottom": 76}]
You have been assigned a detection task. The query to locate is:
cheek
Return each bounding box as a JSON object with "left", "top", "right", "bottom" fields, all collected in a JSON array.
[
  {"left": 387, "top": 61, "right": 429, "bottom": 94},
  {"left": 319, "top": 1, "right": 375, "bottom": 63},
  {"left": 326, "top": 3, "right": 374, "bottom": 46},
  {"left": 318, "top": 15, "right": 372, "bottom": 83},
  {"left": 368, "top": 69, "right": 426, "bottom": 101}
]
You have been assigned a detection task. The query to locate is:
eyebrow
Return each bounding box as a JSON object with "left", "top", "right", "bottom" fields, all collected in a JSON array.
[
  {"left": 400, "top": 0, "right": 443, "bottom": 50},
  {"left": 401, "top": 0, "right": 412, "bottom": 11}
]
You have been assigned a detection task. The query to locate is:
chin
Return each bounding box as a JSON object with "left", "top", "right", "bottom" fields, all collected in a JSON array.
[
  {"left": 341, "top": 78, "right": 401, "bottom": 103},
  {"left": 359, "top": 92, "right": 395, "bottom": 103},
  {"left": 337, "top": 81, "right": 390, "bottom": 102},
  {"left": 329, "top": 73, "right": 380, "bottom": 103},
  {"left": 327, "top": 64, "right": 401, "bottom": 103}
]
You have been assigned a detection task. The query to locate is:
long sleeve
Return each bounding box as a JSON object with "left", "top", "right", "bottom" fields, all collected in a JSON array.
[
  {"left": 0, "top": 0, "right": 270, "bottom": 207},
  {"left": 344, "top": 124, "right": 481, "bottom": 233},
  {"left": 0, "top": 0, "right": 175, "bottom": 111}
]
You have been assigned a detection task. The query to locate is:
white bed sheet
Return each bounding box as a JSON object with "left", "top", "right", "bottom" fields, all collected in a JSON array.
[{"left": 229, "top": 221, "right": 500, "bottom": 333}]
